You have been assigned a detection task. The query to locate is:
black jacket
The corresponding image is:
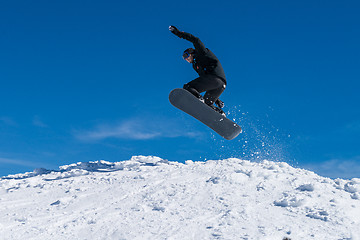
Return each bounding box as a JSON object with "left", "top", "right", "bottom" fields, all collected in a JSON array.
[{"left": 175, "top": 31, "right": 227, "bottom": 84}]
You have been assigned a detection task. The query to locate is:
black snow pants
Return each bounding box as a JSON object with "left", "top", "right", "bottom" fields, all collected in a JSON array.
[{"left": 183, "top": 75, "right": 226, "bottom": 106}]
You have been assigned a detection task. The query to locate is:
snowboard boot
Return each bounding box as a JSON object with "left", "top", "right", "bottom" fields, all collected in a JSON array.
[
  {"left": 215, "top": 99, "right": 225, "bottom": 109},
  {"left": 209, "top": 104, "right": 226, "bottom": 117}
]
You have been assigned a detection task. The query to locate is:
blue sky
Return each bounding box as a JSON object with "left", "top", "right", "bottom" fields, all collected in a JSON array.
[{"left": 1, "top": 0, "right": 359, "bottom": 179}]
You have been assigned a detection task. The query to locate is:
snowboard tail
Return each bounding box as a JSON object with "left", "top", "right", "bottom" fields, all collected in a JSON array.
[{"left": 169, "top": 88, "right": 242, "bottom": 140}]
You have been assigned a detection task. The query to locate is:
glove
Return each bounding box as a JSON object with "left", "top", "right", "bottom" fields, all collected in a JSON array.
[{"left": 169, "top": 25, "right": 181, "bottom": 35}]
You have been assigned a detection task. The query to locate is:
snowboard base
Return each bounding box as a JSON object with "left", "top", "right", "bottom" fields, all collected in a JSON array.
[{"left": 169, "top": 88, "right": 242, "bottom": 140}]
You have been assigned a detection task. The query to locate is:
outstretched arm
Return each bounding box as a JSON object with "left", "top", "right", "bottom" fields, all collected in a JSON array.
[{"left": 169, "top": 26, "right": 207, "bottom": 54}]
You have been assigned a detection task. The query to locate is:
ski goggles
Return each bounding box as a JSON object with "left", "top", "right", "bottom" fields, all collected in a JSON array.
[{"left": 182, "top": 51, "right": 191, "bottom": 59}]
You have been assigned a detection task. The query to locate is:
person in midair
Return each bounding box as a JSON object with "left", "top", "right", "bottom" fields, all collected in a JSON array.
[{"left": 169, "top": 25, "right": 227, "bottom": 115}]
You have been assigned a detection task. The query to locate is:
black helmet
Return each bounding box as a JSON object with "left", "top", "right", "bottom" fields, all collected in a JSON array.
[{"left": 182, "top": 48, "right": 195, "bottom": 59}]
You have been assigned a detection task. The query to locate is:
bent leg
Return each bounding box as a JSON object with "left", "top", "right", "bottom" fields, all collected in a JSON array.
[
  {"left": 183, "top": 77, "right": 209, "bottom": 99},
  {"left": 203, "top": 76, "right": 226, "bottom": 106},
  {"left": 183, "top": 75, "right": 226, "bottom": 106}
]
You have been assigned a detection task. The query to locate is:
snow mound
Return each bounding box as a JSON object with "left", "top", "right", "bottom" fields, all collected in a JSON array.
[{"left": 1, "top": 156, "right": 359, "bottom": 239}]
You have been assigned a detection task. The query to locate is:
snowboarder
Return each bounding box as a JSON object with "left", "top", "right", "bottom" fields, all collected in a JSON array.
[{"left": 169, "top": 25, "right": 227, "bottom": 115}]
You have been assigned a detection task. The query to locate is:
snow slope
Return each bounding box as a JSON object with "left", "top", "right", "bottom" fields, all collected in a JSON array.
[{"left": 1, "top": 156, "right": 359, "bottom": 240}]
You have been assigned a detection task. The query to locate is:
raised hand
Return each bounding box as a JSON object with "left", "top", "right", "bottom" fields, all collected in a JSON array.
[{"left": 169, "top": 25, "right": 180, "bottom": 35}]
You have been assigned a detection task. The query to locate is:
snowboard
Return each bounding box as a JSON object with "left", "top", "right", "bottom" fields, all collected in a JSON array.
[{"left": 169, "top": 88, "right": 242, "bottom": 140}]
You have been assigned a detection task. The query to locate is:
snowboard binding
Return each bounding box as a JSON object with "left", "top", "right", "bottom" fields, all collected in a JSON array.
[
  {"left": 210, "top": 105, "right": 226, "bottom": 117},
  {"left": 197, "top": 96, "right": 226, "bottom": 116},
  {"left": 215, "top": 99, "right": 225, "bottom": 109}
]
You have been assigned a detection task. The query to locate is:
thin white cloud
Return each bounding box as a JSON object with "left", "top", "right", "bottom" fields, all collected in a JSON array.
[
  {"left": 76, "top": 121, "right": 160, "bottom": 141},
  {"left": 74, "top": 117, "right": 203, "bottom": 141},
  {"left": 33, "top": 116, "right": 48, "bottom": 128},
  {"left": 0, "top": 117, "right": 17, "bottom": 126},
  {"left": 0, "top": 157, "right": 41, "bottom": 168},
  {"left": 344, "top": 121, "right": 360, "bottom": 133},
  {"left": 302, "top": 156, "right": 360, "bottom": 179}
]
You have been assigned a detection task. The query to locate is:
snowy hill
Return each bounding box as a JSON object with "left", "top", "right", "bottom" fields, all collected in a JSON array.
[{"left": 1, "top": 156, "right": 359, "bottom": 240}]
